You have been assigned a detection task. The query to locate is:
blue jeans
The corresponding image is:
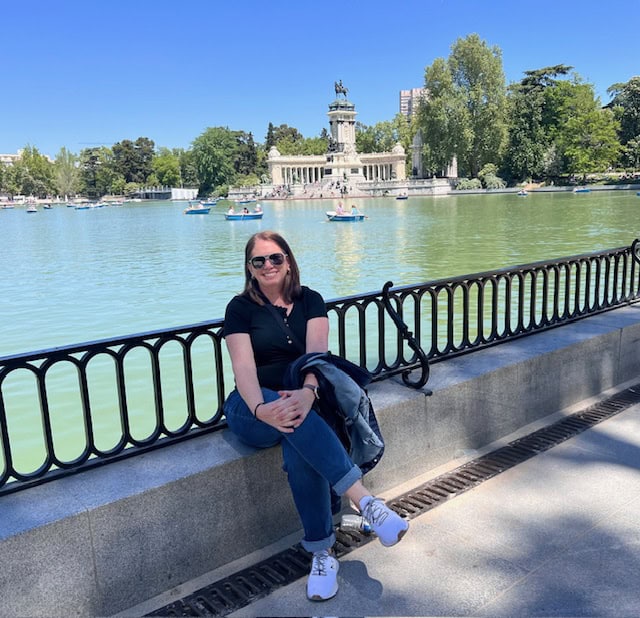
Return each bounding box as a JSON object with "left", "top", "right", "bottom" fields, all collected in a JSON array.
[{"left": 224, "top": 388, "right": 362, "bottom": 552}]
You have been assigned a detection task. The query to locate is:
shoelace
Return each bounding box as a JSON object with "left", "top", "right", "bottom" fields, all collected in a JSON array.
[
  {"left": 311, "top": 551, "right": 330, "bottom": 576},
  {"left": 362, "top": 497, "right": 388, "bottom": 525}
]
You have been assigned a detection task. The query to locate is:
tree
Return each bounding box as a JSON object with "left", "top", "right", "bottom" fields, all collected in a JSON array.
[
  {"left": 173, "top": 148, "right": 198, "bottom": 187},
  {"left": 557, "top": 107, "right": 620, "bottom": 179},
  {"left": 78, "top": 147, "right": 121, "bottom": 198},
  {"left": 355, "top": 122, "right": 378, "bottom": 153},
  {"left": 112, "top": 137, "right": 155, "bottom": 184},
  {"left": 191, "top": 126, "right": 238, "bottom": 196},
  {"left": 502, "top": 66, "right": 573, "bottom": 182},
  {"left": 502, "top": 87, "right": 546, "bottom": 182},
  {"left": 79, "top": 148, "right": 101, "bottom": 199},
  {"left": 547, "top": 80, "right": 620, "bottom": 179},
  {"left": 415, "top": 58, "right": 460, "bottom": 176},
  {"left": 520, "top": 64, "right": 573, "bottom": 92},
  {"left": 623, "top": 137, "right": 640, "bottom": 170},
  {"left": 606, "top": 76, "right": 640, "bottom": 146},
  {"left": 264, "top": 122, "right": 276, "bottom": 150},
  {"left": 3, "top": 163, "right": 24, "bottom": 196},
  {"left": 416, "top": 34, "right": 508, "bottom": 178},
  {"left": 478, "top": 163, "right": 505, "bottom": 189},
  {"left": 9, "top": 146, "right": 56, "bottom": 197},
  {"left": 152, "top": 148, "right": 181, "bottom": 187},
  {"left": 234, "top": 132, "right": 258, "bottom": 176},
  {"left": 356, "top": 115, "right": 412, "bottom": 155},
  {"left": 300, "top": 135, "right": 329, "bottom": 155},
  {"left": 54, "top": 147, "right": 79, "bottom": 198},
  {"left": 276, "top": 134, "right": 327, "bottom": 156},
  {"left": 272, "top": 124, "right": 304, "bottom": 153},
  {"left": 449, "top": 34, "right": 508, "bottom": 177}
]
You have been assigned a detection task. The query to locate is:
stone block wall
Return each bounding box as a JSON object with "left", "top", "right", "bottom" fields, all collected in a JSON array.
[{"left": 1, "top": 304, "right": 639, "bottom": 615}]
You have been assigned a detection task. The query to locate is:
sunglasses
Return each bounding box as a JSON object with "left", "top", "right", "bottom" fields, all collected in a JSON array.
[{"left": 249, "top": 252, "right": 288, "bottom": 269}]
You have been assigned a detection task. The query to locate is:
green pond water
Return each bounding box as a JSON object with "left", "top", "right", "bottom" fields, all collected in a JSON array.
[{"left": 1, "top": 190, "right": 639, "bottom": 475}]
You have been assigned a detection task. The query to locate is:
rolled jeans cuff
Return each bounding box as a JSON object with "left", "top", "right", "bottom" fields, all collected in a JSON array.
[
  {"left": 301, "top": 531, "right": 336, "bottom": 554},
  {"left": 333, "top": 464, "right": 362, "bottom": 496}
]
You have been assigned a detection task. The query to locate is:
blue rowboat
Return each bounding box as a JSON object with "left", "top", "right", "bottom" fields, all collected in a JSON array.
[
  {"left": 184, "top": 205, "right": 210, "bottom": 214},
  {"left": 326, "top": 211, "right": 366, "bottom": 222},
  {"left": 225, "top": 212, "right": 264, "bottom": 220},
  {"left": 573, "top": 187, "right": 591, "bottom": 193}
]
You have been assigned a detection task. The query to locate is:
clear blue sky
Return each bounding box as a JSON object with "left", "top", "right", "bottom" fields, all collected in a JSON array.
[{"left": 2, "top": 0, "right": 638, "bottom": 157}]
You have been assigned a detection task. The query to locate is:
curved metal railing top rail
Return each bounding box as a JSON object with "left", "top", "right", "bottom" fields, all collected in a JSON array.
[{"left": 1, "top": 241, "right": 639, "bottom": 495}]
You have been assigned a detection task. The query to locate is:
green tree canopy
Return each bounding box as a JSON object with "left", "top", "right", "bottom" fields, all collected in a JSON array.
[
  {"left": 7, "top": 146, "right": 56, "bottom": 197},
  {"left": 415, "top": 57, "right": 460, "bottom": 176},
  {"left": 112, "top": 137, "right": 155, "bottom": 184},
  {"left": 174, "top": 148, "right": 198, "bottom": 187},
  {"left": 449, "top": 34, "right": 508, "bottom": 177},
  {"left": 235, "top": 132, "right": 258, "bottom": 175},
  {"left": 152, "top": 147, "right": 181, "bottom": 187},
  {"left": 606, "top": 76, "right": 640, "bottom": 146},
  {"left": 546, "top": 80, "right": 620, "bottom": 178},
  {"left": 416, "top": 34, "right": 508, "bottom": 178},
  {"left": 276, "top": 134, "right": 328, "bottom": 155},
  {"left": 264, "top": 122, "right": 276, "bottom": 150},
  {"left": 272, "top": 124, "right": 303, "bottom": 146},
  {"left": 502, "top": 65, "right": 574, "bottom": 182},
  {"left": 191, "top": 126, "right": 238, "bottom": 196},
  {"left": 79, "top": 147, "right": 121, "bottom": 199},
  {"left": 54, "top": 147, "right": 79, "bottom": 198}
]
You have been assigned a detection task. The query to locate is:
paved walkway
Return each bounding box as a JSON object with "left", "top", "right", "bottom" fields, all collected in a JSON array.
[{"left": 120, "top": 395, "right": 640, "bottom": 617}]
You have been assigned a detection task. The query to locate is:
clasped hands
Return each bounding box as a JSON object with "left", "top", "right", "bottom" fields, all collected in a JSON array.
[{"left": 257, "top": 387, "right": 316, "bottom": 433}]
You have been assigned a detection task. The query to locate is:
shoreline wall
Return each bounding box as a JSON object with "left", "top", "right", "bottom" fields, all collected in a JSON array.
[
  {"left": 1, "top": 304, "right": 640, "bottom": 615},
  {"left": 256, "top": 182, "right": 640, "bottom": 200}
]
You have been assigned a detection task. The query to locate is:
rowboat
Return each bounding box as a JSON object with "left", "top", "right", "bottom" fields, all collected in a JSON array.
[
  {"left": 573, "top": 187, "right": 591, "bottom": 193},
  {"left": 225, "top": 212, "right": 264, "bottom": 220},
  {"left": 184, "top": 204, "right": 211, "bottom": 214},
  {"left": 326, "top": 211, "right": 366, "bottom": 222},
  {"left": 396, "top": 194, "right": 408, "bottom": 200},
  {"left": 517, "top": 190, "right": 528, "bottom": 196}
]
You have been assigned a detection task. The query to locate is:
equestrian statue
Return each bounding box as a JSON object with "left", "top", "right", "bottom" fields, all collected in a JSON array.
[{"left": 334, "top": 79, "right": 348, "bottom": 99}]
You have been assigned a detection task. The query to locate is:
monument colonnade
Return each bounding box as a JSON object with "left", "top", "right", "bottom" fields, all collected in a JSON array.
[{"left": 273, "top": 156, "right": 400, "bottom": 186}]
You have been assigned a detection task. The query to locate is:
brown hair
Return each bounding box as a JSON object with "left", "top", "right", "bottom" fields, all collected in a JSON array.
[{"left": 242, "top": 231, "right": 302, "bottom": 304}]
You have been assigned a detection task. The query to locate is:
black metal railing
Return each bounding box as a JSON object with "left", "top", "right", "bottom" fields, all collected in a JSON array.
[{"left": 1, "top": 241, "right": 640, "bottom": 495}]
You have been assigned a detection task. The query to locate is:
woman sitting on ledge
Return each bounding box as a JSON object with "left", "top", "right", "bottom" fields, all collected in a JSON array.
[{"left": 223, "top": 231, "right": 409, "bottom": 602}]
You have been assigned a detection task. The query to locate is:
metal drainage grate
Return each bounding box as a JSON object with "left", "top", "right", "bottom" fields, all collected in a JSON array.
[
  {"left": 148, "top": 384, "right": 640, "bottom": 617},
  {"left": 389, "top": 384, "right": 640, "bottom": 518}
]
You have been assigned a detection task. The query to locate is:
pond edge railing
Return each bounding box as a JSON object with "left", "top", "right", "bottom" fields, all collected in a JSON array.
[{"left": 1, "top": 240, "right": 640, "bottom": 495}]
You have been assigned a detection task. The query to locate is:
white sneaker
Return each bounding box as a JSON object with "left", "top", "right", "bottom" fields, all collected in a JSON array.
[
  {"left": 306, "top": 549, "right": 339, "bottom": 601},
  {"left": 360, "top": 496, "right": 409, "bottom": 547}
]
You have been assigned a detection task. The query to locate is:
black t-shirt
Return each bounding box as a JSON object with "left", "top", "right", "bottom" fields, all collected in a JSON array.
[{"left": 223, "top": 286, "right": 327, "bottom": 390}]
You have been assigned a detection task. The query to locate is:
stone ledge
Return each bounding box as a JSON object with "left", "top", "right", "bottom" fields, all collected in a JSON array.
[{"left": 1, "top": 304, "right": 639, "bottom": 616}]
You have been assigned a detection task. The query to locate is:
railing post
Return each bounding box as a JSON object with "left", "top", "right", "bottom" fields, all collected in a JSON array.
[
  {"left": 632, "top": 238, "right": 640, "bottom": 265},
  {"left": 381, "top": 281, "right": 431, "bottom": 392}
]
